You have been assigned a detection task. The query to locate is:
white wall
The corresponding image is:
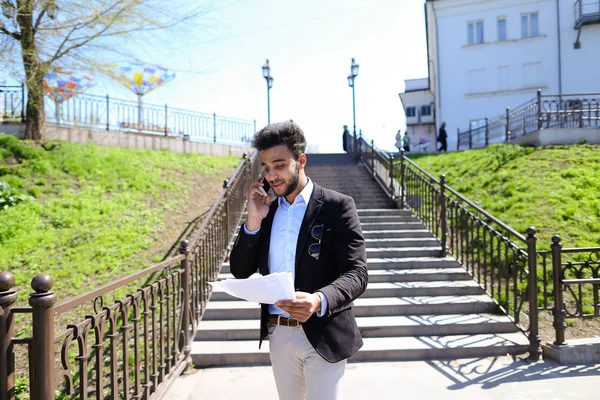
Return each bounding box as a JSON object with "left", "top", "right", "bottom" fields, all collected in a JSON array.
[
  {"left": 1, "top": 124, "right": 251, "bottom": 157},
  {"left": 429, "top": 0, "right": 561, "bottom": 150},
  {"left": 405, "top": 124, "right": 438, "bottom": 153},
  {"left": 559, "top": 0, "right": 600, "bottom": 94}
]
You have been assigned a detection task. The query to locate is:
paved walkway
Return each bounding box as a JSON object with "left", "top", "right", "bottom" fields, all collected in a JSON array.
[{"left": 167, "top": 355, "right": 600, "bottom": 399}]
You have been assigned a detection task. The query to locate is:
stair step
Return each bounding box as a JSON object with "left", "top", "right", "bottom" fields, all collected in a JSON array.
[
  {"left": 365, "top": 237, "right": 440, "bottom": 247},
  {"left": 195, "top": 314, "right": 519, "bottom": 341},
  {"left": 202, "top": 295, "right": 497, "bottom": 320},
  {"left": 367, "top": 268, "right": 472, "bottom": 282},
  {"left": 218, "top": 268, "right": 471, "bottom": 283},
  {"left": 352, "top": 295, "right": 497, "bottom": 316},
  {"left": 352, "top": 332, "right": 529, "bottom": 361},
  {"left": 220, "top": 257, "right": 461, "bottom": 274},
  {"left": 363, "top": 229, "right": 435, "bottom": 239},
  {"left": 361, "top": 222, "right": 427, "bottom": 230},
  {"left": 362, "top": 281, "right": 484, "bottom": 297},
  {"left": 359, "top": 215, "right": 422, "bottom": 223},
  {"left": 357, "top": 209, "right": 413, "bottom": 216},
  {"left": 208, "top": 281, "right": 484, "bottom": 302},
  {"left": 366, "top": 247, "right": 442, "bottom": 258},
  {"left": 366, "top": 257, "right": 460, "bottom": 269},
  {"left": 190, "top": 332, "right": 528, "bottom": 367}
]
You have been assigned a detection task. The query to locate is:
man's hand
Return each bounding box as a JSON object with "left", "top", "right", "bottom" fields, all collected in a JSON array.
[
  {"left": 276, "top": 292, "right": 321, "bottom": 323},
  {"left": 246, "top": 176, "right": 272, "bottom": 231}
]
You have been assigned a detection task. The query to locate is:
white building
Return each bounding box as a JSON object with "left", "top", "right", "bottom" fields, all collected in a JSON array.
[
  {"left": 401, "top": 0, "right": 600, "bottom": 151},
  {"left": 398, "top": 78, "right": 436, "bottom": 152}
]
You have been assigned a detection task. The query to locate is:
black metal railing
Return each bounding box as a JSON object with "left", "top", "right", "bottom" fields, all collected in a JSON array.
[
  {"left": 351, "top": 133, "right": 600, "bottom": 357},
  {"left": 0, "top": 85, "right": 25, "bottom": 124},
  {"left": 456, "top": 90, "right": 600, "bottom": 150},
  {"left": 0, "top": 86, "right": 256, "bottom": 144},
  {"left": 351, "top": 135, "right": 542, "bottom": 360},
  {"left": 0, "top": 151, "right": 259, "bottom": 399},
  {"left": 538, "top": 237, "right": 600, "bottom": 345}
]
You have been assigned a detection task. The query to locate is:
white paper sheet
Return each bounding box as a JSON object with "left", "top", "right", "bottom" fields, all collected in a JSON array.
[{"left": 208, "top": 272, "right": 295, "bottom": 304}]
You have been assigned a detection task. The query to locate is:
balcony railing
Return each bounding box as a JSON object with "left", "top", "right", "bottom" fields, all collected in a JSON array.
[
  {"left": 457, "top": 90, "right": 600, "bottom": 151},
  {"left": 575, "top": 0, "right": 600, "bottom": 29}
]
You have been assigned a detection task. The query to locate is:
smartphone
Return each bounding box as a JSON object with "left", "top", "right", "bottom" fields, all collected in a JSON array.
[{"left": 259, "top": 175, "right": 271, "bottom": 197}]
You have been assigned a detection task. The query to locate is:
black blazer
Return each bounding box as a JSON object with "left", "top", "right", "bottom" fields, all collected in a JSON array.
[{"left": 229, "top": 183, "right": 368, "bottom": 363}]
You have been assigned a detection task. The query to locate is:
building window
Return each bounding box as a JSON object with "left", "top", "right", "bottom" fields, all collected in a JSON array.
[
  {"left": 421, "top": 105, "right": 432, "bottom": 116},
  {"left": 497, "top": 18, "right": 507, "bottom": 41},
  {"left": 468, "top": 21, "right": 484, "bottom": 45},
  {"left": 521, "top": 12, "right": 539, "bottom": 38},
  {"left": 406, "top": 107, "right": 416, "bottom": 117}
]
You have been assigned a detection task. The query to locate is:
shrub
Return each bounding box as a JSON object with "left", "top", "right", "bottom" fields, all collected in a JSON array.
[
  {"left": 0, "top": 134, "right": 41, "bottom": 161},
  {"left": 0, "top": 181, "right": 34, "bottom": 210}
]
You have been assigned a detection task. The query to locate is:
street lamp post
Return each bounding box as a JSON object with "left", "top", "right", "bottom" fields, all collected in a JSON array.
[
  {"left": 262, "top": 59, "right": 274, "bottom": 124},
  {"left": 347, "top": 58, "right": 359, "bottom": 153}
]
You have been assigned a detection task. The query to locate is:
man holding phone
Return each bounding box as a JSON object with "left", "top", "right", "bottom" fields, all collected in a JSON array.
[{"left": 230, "top": 121, "right": 368, "bottom": 400}]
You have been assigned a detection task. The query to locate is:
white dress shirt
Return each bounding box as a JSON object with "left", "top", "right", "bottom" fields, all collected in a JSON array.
[{"left": 244, "top": 178, "right": 328, "bottom": 318}]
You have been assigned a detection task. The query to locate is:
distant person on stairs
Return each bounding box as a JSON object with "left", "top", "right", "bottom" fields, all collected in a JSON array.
[
  {"left": 395, "top": 130, "right": 403, "bottom": 152},
  {"left": 437, "top": 122, "right": 448, "bottom": 152},
  {"left": 230, "top": 120, "right": 368, "bottom": 400},
  {"left": 402, "top": 132, "right": 411, "bottom": 152},
  {"left": 342, "top": 125, "right": 350, "bottom": 152}
]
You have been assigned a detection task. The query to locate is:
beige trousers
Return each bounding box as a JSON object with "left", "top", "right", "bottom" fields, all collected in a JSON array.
[{"left": 268, "top": 323, "right": 346, "bottom": 400}]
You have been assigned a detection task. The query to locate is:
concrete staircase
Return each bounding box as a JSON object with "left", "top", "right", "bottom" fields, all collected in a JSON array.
[
  {"left": 190, "top": 154, "right": 529, "bottom": 367},
  {"left": 304, "top": 153, "right": 391, "bottom": 209}
]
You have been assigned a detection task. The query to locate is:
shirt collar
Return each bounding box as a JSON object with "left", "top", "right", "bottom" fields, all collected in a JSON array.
[{"left": 278, "top": 177, "right": 314, "bottom": 207}]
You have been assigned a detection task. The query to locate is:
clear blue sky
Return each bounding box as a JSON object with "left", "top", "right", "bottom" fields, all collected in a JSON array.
[{"left": 4, "top": 0, "right": 429, "bottom": 152}]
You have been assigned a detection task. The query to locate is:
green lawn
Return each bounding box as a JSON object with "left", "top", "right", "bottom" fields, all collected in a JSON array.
[
  {"left": 407, "top": 144, "right": 600, "bottom": 249},
  {"left": 0, "top": 134, "right": 241, "bottom": 301}
]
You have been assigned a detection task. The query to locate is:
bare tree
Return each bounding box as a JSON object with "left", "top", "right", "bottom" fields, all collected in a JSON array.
[{"left": 0, "top": 0, "right": 214, "bottom": 140}]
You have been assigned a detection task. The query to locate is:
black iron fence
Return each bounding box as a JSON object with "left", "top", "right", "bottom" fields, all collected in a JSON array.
[
  {"left": 538, "top": 239, "right": 600, "bottom": 345},
  {"left": 457, "top": 90, "right": 600, "bottom": 151},
  {"left": 0, "top": 151, "right": 260, "bottom": 399},
  {"left": 351, "top": 133, "right": 600, "bottom": 356},
  {"left": 0, "top": 86, "right": 256, "bottom": 144},
  {"left": 0, "top": 85, "right": 25, "bottom": 124}
]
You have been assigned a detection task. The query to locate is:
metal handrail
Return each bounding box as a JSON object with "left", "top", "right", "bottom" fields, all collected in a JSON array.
[
  {"left": 402, "top": 155, "right": 527, "bottom": 242},
  {"left": 54, "top": 255, "right": 185, "bottom": 315},
  {"left": 402, "top": 156, "right": 440, "bottom": 184},
  {"left": 349, "top": 140, "right": 542, "bottom": 359},
  {"left": 457, "top": 91, "right": 600, "bottom": 150},
  {"left": 189, "top": 150, "right": 257, "bottom": 248},
  {"left": 444, "top": 185, "right": 527, "bottom": 242}
]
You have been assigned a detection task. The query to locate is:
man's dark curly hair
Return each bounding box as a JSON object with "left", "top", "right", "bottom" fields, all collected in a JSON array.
[{"left": 252, "top": 120, "right": 307, "bottom": 159}]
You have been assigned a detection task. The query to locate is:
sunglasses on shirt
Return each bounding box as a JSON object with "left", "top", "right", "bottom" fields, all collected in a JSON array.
[{"left": 308, "top": 224, "right": 324, "bottom": 260}]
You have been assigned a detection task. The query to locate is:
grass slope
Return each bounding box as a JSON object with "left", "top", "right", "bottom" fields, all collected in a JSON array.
[
  {"left": 0, "top": 134, "right": 241, "bottom": 301},
  {"left": 408, "top": 144, "right": 600, "bottom": 249}
]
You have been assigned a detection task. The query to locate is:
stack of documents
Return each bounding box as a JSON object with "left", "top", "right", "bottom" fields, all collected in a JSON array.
[{"left": 208, "top": 272, "right": 295, "bottom": 304}]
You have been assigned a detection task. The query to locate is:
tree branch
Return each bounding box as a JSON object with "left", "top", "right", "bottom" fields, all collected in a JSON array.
[
  {"left": 50, "top": 24, "right": 79, "bottom": 62},
  {"left": 32, "top": 8, "right": 46, "bottom": 34},
  {"left": 48, "top": 1, "right": 129, "bottom": 63},
  {"left": 35, "top": 0, "right": 127, "bottom": 33},
  {"left": 0, "top": 26, "right": 22, "bottom": 41},
  {"left": 50, "top": 8, "right": 129, "bottom": 63}
]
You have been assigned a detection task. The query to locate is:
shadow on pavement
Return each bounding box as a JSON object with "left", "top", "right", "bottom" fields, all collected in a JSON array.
[{"left": 427, "top": 356, "right": 600, "bottom": 390}]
